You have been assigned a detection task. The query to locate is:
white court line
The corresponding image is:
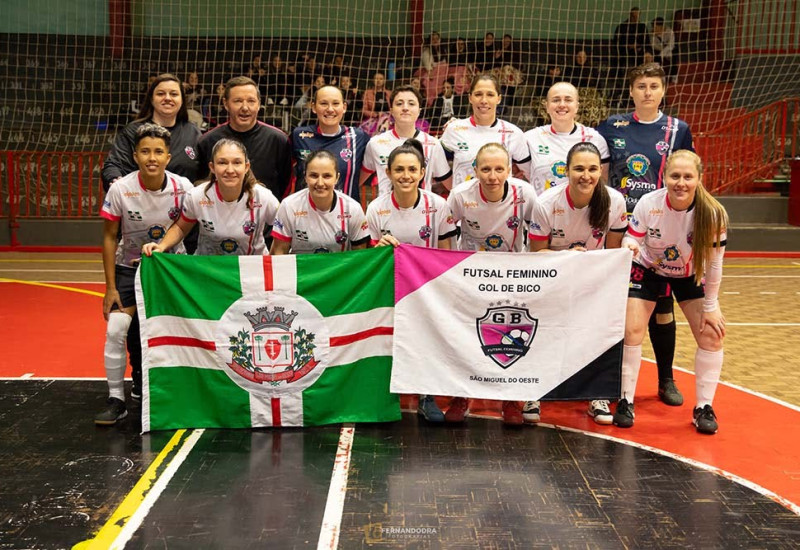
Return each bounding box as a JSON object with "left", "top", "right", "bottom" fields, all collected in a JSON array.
[
  {"left": 317, "top": 424, "right": 355, "bottom": 550},
  {"left": 759, "top": 291, "right": 778, "bottom": 295},
  {"left": 723, "top": 292, "right": 740, "bottom": 295},
  {"left": 19, "top": 373, "right": 33, "bottom": 379},
  {"left": 676, "top": 322, "right": 800, "bottom": 327},
  {"left": 111, "top": 429, "right": 204, "bottom": 549},
  {"left": 723, "top": 275, "right": 800, "bottom": 278},
  {"left": 0, "top": 269, "right": 104, "bottom": 273}
]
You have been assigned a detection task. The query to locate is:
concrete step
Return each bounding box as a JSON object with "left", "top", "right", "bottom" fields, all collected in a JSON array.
[
  {"left": 717, "top": 196, "right": 787, "bottom": 224},
  {"left": 726, "top": 223, "right": 800, "bottom": 251}
]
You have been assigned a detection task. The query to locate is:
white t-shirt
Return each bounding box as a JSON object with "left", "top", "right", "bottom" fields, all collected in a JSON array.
[
  {"left": 361, "top": 129, "right": 440, "bottom": 194},
  {"left": 431, "top": 117, "right": 530, "bottom": 187},
  {"left": 529, "top": 184, "right": 627, "bottom": 250},
  {"left": 523, "top": 123, "right": 610, "bottom": 195},
  {"left": 366, "top": 189, "right": 457, "bottom": 248},
  {"left": 101, "top": 170, "right": 192, "bottom": 267},
  {"left": 627, "top": 188, "right": 727, "bottom": 278},
  {"left": 272, "top": 189, "right": 370, "bottom": 254},
  {"left": 447, "top": 177, "right": 536, "bottom": 252},
  {"left": 181, "top": 182, "right": 279, "bottom": 256}
]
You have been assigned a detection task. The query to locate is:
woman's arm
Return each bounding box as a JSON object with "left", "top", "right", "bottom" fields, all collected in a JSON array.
[
  {"left": 142, "top": 217, "right": 194, "bottom": 256},
  {"left": 102, "top": 220, "right": 123, "bottom": 320}
]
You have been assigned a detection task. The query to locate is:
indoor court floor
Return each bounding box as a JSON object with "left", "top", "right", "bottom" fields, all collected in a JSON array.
[{"left": 1, "top": 252, "right": 799, "bottom": 549}]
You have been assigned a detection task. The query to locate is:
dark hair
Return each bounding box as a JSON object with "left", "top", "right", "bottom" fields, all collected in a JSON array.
[
  {"left": 628, "top": 62, "right": 667, "bottom": 87},
  {"left": 223, "top": 76, "right": 261, "bottom": 101},
  {"left": 305, "top": 149, "right": 340, "bottom": 174},
  {"left": 390, "top": 85, "right": 423, "bottom": 106},
  {"left": 135, "top": 73, "right": 188, "bottom": 124},
  {"left": 205, "top": 138, "right": 259, "bottom": 207},
  {"left": 469, "top": 73, "right": 501, "bottom": 95},
  {"left": 566, "top": 142, "right": 609, "bottom": 232},
  {"left": 387, "top": 138, "right": 426, "bottom": 169},
  {"left": 653, "top": 17, "right": 665, "bottom": 25},
  {"left": 134, "top": 123, "right": 171, "bottom": 149},
  {"left": 485, "top": 32, "right": 495, "bottom": 38},
  {"left": 312, "top": 84, "right": 345, "bottom": 104}
]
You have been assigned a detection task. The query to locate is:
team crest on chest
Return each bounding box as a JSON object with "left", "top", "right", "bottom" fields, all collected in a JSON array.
[
  {"left": 591, "top": 227, "right": 604, "bottom": 240},
  {"left": 220, "top": 239, "right": 239, "bottom": 253},
  {"left": 484, "top": 234, "right": 504, "bottom": 249},
  {"left": 167, "top": 206, "right": 181, "bottom": 221},
  {"left": 626, "top": 154, "right": 650, "bottom": 177},
  {"left": 550, "top": 161, "right": 567, "bottom": 178},
  {"left": 664, "top": 245, "right": 681, "bottom": 261},
  {"left": 655, "top": 141, "right": 670, "bottom": 155},
  {"left": 339, "top": 148, "right": 353, "bottom": 161},
  {"left": 147, "top": 225, "right": 166, "bottom": 240},
  {"left": 476, "top": 306, "right": 538, "bottom": 369},
  {"left": 418, "top": 225, "right": 432, "bottom": 240},
  {"left": 242, "top": 220, "right": 256, "bottom": 235},
  {"left": 506, "top": 215, "right": 520, "bottom": 230},
  {"left": 184, "top": 146, "right": 196, "bottom": 160},
  {"left": 334, "top": 229, "right": 348, "bottom": 244}
]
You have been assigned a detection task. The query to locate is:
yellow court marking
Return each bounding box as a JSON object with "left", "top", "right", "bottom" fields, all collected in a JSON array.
[
  {"left": 0, "top": 259, "right": 101, "bottom": 263},
  {"left": 73, "top": 429, "right": 192, "bottom": 550},
  {"left": 724, "top": 265, "right": 800, "bottom": 269},
  {"left": 0, "top": 278, "right": 104, "bottom": 297}
]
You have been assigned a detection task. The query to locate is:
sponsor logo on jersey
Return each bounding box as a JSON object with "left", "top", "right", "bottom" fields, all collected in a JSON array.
[
  {"left": 530, "top": 222, "right": 541, "bottom": 231},
  {"left": 446, "top": 214, "right": 455, "bottom": 225},
  {"left": 551, "top": 228, "right": 566, "bottom": 239},
  {"left": 476, "top": 305, "right": 537, "bottom": 369},
  {"left": 612, "top": 138, "right": 626, "bottom": 148},
  {"left": 299, "top": 149, "right": 312, "bottom": 161},
  {"left": 456, "top": 141, "right": 469, "bottom": 151},
  {"left": 506, "top": 215, "right": 521, "bottom": 229},
  {"left": 421, "top": 208, "right": 438, "bottom": 214},
  {"left": 220, "top": 239, "right": 239, "bottom": 253},
  {"left": 334, "top": 230, "right": 348, "bottom": 244},
  {"left": 337, "top": 212, "right": 352, "bottom": 220},
  {"left": 484, "top": 234, "right": 504, "bottom": 249},
  {"left": 626, "top": 154, "right": 650, "bottom": 177},
  {"left": 649, "top": 208, "right": 664, "bottom": 215},
  {"left": 569, "top": 241, "right": 587, "bottom": 249},
  {"left": 127, "top": 210, "right": 143, "bottom": 221},
  {"left": 592, "top": 228, "right": 604, "bottom": 240},
  {"left": 376, "top": 209, "right": 391, "bottom": 216},
  {"left": 465, "top": 219, "right": 481, "bottom": 231},
  {"left": 613, "top": 120, "right": 630, "bottom": 127},
  {"left": 103, "top": 200, "right": 111, "bottom": 209},
  {"left": 537, "top": 145, "right": 550, "bottom": 154},
  {"left": 147, "top": 225, "right": 166, "bottom": 240},
  {"left": 418, "top": 225, "right": 432, "bottom": 240},
  {"left": 340, "top": 149, "right": 353, "bottom": 161},
  {"left": 168, "top": 206, "right": 181, "bottom": 221},
  {"left": 273, "top": 219, "right": 284, "bottom": 230},
  {"left": 551, "top": 161, "right": 567, "bottom": 178},
  {"left": 123, "top": 191, "right": 140, "bottom": 198},
  {"left": 630, "top": 216, "right": 640, "bottom": 227},
  {"left": 294, "top": 210, "right": 308, "bottom": 217},
  {"left": 463, "top": 201, "right": 478, "bottom": 209},
  {"left": 552, "top": 207, "right": 565, "bottom": 216},
  {"left": 664, "top": 245, "right": 681, "bottom": 261},
  {"left": 314, "top": 247, "right": 331, "bottom": 253},
  {"left": 360, "top": 220, "right": 369, "bottom": 231},
  {"left": 378, "top": 155, "right": 388, "bottom": 165},
  {"left": 655, "top": 140, "right": 670, "bottom": 155},
  {"left": 184, "top": 146, "right": 196, "bottom": 160},
  {"left": 242, "top": 220, "right": 256, "bottom": 235},
  {"left": 295, "top": 229, "right": 308, "bottom": 241},
  {"left": 201, "top": 219, "right": 215, "bottom": 232},
  {"left": 648, "top": 228, "right": 661, "bottom": 238},
  {"left": 298, "top": 132, "right": 314, "bottom": 139},
  {"left": 198, "top": 198, "right": 213, "bottom": 207}
]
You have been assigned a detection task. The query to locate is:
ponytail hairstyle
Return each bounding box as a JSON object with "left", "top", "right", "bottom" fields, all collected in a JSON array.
[
  {"left": 666, "top": 150, "right": 729, "bottom": 283},
  {"left": 205, "top": 138, "right": 259, "bottom": 207},
  {"left": 566, "top": 142, "right": 609, "bottom": 232},
  {"left": 387, "top": 138, "right": 426, "bottom": 170}
]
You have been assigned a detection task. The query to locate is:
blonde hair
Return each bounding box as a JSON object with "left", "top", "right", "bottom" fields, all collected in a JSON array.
[
  {"left": 666, "top": 150, "right": 729, "bottom": 282},
  {"left": 205, "top": 138, "right": 259, "bottom": 207},
  {"left": 475, "top": 142, "right": 510, "bottom": 166}
]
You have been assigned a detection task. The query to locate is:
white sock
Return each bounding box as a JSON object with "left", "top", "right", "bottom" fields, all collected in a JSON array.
[
  {"left": 621, "top": 345, "right": 642, "bottom": 404},
  {"left": 104, "top": 312, "right": 132, "bottom": 401},
  {"left": 695, "top": 348, "right": 723, "bottom": 408}
]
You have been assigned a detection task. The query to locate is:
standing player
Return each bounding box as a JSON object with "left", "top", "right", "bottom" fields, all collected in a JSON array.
[
  {"left": 197, "top": 76, "right": 291, "bottom": 200},
  {"left": 143, "top": 139, "right": 280, "bottom": 256},
  {"left": 597, "top": 62, "right": 694, "bottom": 406},
  {"left": 615, "top": 150, "right": 728, "bottom": 434},
  {"left": 446, "top": 143, "right": 537, "bottom": 425},
  {"left": 97, "top": 124, "right": 193, "bottom": 425},
  {"left": 271, "top": 150, "right": 370, "bottom": 254},
  {"left": 526, "top": 142, "right": 628, "bottom": 425},
  {"left": 360, "top": 85, "right": 440, "bottom": 195},
  {"left": 367, "top": 139, "right": 457, "bottom": 422},
  {"left": 523, "top": 82, "right": 609, "bottom": 195},
  {"left": 429, "top": 74, "right": 531, "bottom": 191},
  {"left": 291, "top": 85, "right": 368, "bottom": 204}
]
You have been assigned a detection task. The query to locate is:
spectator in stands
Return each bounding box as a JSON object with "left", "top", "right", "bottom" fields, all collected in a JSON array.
[
  {"left": 409, "top": 76, "right": 429, "bottom": 113},
  {"left": 101, "top": 74, "right": 202, "bottom": 404},
  {"left": 295, "top": 74, "right": 327, "bottom": 125},
  {"left": 297, "top": 54, "right": 321, "bottom": 91},
  {"left": 477, "top": 32, "right": 497, "bottom": 71},
  {"left": 206, "top": 82, "right": 227, "bottom": 127},
  {"left": 495, "top": 34, "right": 520, "bottom": 69},
  {"left": 613, "top": 7, "right": 649, "bottom": 103},
  {"left": 339, "top": 74, "right": 362, "bottom": 126},
  {"left": 361, "top": 71, "right": 392, "bottom": 135},
  {"left": 451, "top": 37, "right": 471, "bottom": 68},
  {"left": 246, "top": 54, "right": 268, "bottom": 98},
  {"left": 495, "top": 64, "right": 524, "bottom": 110},
  {"left": 183, "top": 71, "right": 207, "bottom": 129},
  {"left": 291, "top": 85, "right": 368, "bottom": 202},
  {"left": 267, "top": 54, "right": 293, "bottom": 106},
  {"left": 421, "top": 31, "right": 449, "bottom": 72},
  {"left": 429, "top": 77, "right": 468, "bottom": 133},
  {"left": 196, "top": 76, "right": 291, "bottom": 200},
  {"left": 651, "top": 17, "right": 676, "bottom": 82},
  {"left": 563, "top": 49, "right": 600, "bottom": 90},
  {"left": 326, "top": 54, "right": 350, "bottom": 86}
]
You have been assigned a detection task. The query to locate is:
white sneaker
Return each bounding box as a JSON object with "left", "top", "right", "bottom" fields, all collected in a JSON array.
[
  {"left": 588, "top": 400, "right": 613, "bottom": 425},
  {"left": 522, "top": 400, "right": 541, "bottom": 423}
]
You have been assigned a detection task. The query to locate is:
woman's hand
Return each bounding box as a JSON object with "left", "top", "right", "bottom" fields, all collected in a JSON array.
[
  {"left": 699, "top": 308, "right": 726, "bottom": 338},
  {"left": 103, "top": 289, "right": 123, "bottom": 321},
  {"left": 375, "top": 235, "right": 401, "bottom": 248},
  {"left": 142, "top": 242, "right": 162, "bottom": 256}
]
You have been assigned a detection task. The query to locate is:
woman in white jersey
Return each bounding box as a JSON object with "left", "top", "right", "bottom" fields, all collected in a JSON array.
[
  {"left": 525, "top": 142, "right": 628, "bottom": 425},
  {"left": 367, "top": 139, "right": 458, "bottom": 423},
  {"left": 143, "top": 139, "right": 279, "bottom": 256},
  {"left": 614, "top": 150, "right": 728, "bottom": 434},
  {"left": 446, "top": 143, "right": 536, "bottom": 425},
  {"left": 430, "top": 74, "right": 531, "bottom": 191},
  {"left": 97, "top": 124, "right": 193, "bottom": 425},
  {"left": 523, "top": 82, "right": 609, "bottom": 195},
  {"left": 271, "top": 150, "right": 370, "bottom": 254},
  {"left": 360, "top": 85, "right": 441, "bottom": 195}
]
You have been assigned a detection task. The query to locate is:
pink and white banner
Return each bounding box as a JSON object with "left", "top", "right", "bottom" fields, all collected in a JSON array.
[{"left": 391, "top": 245, "right": 632, "bottom": 401}]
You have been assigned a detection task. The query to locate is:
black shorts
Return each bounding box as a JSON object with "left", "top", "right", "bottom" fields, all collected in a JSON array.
[
  {"left": 628, "top": 263, "right": 704, "bottom": 303},
  {"left": 113, "top": 265, "right": 138, "bottom": 310}
]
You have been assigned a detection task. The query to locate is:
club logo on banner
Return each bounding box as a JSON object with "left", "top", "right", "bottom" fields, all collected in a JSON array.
[
  {"left": 476, "top": 305, "right": 537, "bottom": 369},
  {"left": 217, "top": 297, "right": 331, "bottom": 394}
]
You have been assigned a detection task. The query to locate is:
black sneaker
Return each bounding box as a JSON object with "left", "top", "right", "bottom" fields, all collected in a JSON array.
[
  {"left": 131, "top": 385, "right": 142, "bottom": 400},
  {"left": 417, "top": 395, "right": 445, "bottom": 423},
  {"left": 658, "top": 379, "right": 684, "bottom": 406},
  {"left": 94, "top": 397, "right": 127, "bottom": 426},
  {"left": 613, "top": 398, "right": 635, "bottom": 428},
  {"left": 693, "top": 405, "right": 719, "bottom": 434}
]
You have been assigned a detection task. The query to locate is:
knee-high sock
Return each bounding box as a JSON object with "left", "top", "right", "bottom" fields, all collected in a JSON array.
[
  {"left": 104, "top": 312, "right": 132, "bottom": 400},
  {"left": 622, "top": 345, "right": 643, "bottom": 403},
  {"left": 649, "top": 316, "right": 676, "bottom": 383},
  {"left": 695, "top": 348, "right": 724, "bottom": 408},
  {"left": 127, "top": 313, "right": 142, "bottom": 390}
]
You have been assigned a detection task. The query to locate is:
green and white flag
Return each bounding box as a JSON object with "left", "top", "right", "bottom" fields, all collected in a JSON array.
[{"left": 135, "top": 247, "right": 400, "bottom": 431}]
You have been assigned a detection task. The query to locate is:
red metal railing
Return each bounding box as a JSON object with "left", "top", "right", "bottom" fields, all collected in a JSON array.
[{"left": 695, "top": 98, "right": 798, "bottom": 194}]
